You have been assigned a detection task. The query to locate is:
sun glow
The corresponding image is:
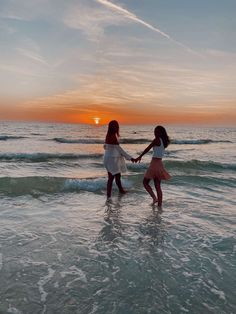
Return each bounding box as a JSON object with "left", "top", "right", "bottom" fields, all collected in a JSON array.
[{"left": 93, "top": 117, "right": 101, "bottom": 125}]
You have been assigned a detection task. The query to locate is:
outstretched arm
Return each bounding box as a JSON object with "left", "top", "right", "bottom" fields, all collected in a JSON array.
[
  {"left": 117, "top": 145, "right": 133, "bottom": 160},
  {"left": 135, "top": 140, "right": 156, "bottom": 162}
]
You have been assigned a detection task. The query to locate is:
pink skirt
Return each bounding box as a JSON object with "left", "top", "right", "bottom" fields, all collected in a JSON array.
[{"left": 144, "top": 158, "right": 171, "bottom": 180}]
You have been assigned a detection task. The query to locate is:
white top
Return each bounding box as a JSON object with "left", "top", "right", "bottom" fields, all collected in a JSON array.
[
  {"left": 104, "top": 144, "right": 132, "bottom": 175},
  {"left": 153, "top": 138, "right": 165, "bottom": 158}
]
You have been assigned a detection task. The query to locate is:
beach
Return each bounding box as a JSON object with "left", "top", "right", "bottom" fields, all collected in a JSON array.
[{"left": 0, "top": 122, "right": 235, "bottom": 314}]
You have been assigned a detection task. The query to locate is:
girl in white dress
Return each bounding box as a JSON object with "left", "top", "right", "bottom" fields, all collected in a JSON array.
[{"left": 104, "top": 120, "right": 134, "bottom": 199}]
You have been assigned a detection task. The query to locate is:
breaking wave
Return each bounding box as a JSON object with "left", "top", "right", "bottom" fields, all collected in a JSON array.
[
  {"left": 53, "top": 138, "right": 150, "bottom": 144},
  {"left": 53, "top": 137, "right": 232, "bottom": 145},
  {"left": 0, "top": 152, "right": 103, "bottom": 162},
  {"left": 164, "top": 159, "right": 236, "bottom": 172},
  {"left": 128, "top": 159, "right": 236, "bottom": 172},
  {"left": 0, "top": 135, "right": 26, "bottom": 141},
  {"left": 0, "top": 167, "right": 235, "bottom": 196},
  {"left": 172, "top": 139, "right": 232, "bottom": 145},
  {"left": 53, "top": 138, "right": 104, "bottom": 144},
  {"left": 0, "top": 176, "right": 108, "bottom": 195}
]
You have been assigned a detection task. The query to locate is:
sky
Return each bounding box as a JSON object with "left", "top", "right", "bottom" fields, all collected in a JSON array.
[{"left": 0, "top": 0, "right": 236, "bottom": 125}]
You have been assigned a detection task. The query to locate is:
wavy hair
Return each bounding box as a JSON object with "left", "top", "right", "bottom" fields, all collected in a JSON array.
[
  {"left": 106, "top": 120, "right": 120, "bottom": 137},
  {"left": 154, "top": 125, "right": 170, "bottom": 148}
]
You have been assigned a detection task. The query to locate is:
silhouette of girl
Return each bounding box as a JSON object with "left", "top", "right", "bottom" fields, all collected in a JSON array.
[
  {"left": 104, "top": 120, "right": 134, "bottom": 199},
  {"left": 134, "top": 125, "right": 171, "bottom": 207}
]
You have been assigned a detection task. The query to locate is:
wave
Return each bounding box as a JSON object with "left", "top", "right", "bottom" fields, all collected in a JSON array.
[
  {"left": 0, "top": 176, "right": 108, "bottom": 195},
  {"left": 0, "top": 135, "right": 26, "bottom": 141},
  {"left": 0, "top": 171, "right": 235, "bottom": 196},
  {"left": 53, "top": 137, "right": 232, "bottom": 145},
  {"left": 53, "top": 138, "right": 104, "bottom": 144},
  {"left": 0, "top": 152, "right": 103, "bottom": 162},
  {"left": 121, "top": 138, "right": 150, "bottom": 144},
  {"left": 128, "top": 159, "right": 236, "bottom": 173},
  {"left": 172, "top": 139, "right": 232, "bottom": 145},
  {"left": 53, "top": 137, "right": 150, "bottom": 144},
  {"left": 0, "top": 175, "right": 134, "bottom": 196},
  {"left": 171, "top": 174, "right": 236, "bottom": 188},
  {"left": 164, "top": 159, "right": 236, "bottom": 172}
]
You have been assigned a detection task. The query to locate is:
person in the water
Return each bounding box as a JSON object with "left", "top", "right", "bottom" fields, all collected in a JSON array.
[
  {"left": 134, "top": 125, "right": 171, "bottom": 207},
  {"left": 104, "top": 120, "right": 135, "bottom": 199}
]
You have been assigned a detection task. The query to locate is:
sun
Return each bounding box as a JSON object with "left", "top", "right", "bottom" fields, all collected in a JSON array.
[{"left": 93, "top": 117, "right": 101, "bottom": 125}]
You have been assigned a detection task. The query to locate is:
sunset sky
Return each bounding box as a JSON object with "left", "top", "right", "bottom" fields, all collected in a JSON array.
[{"left": 0, "top": 0, "right": 235, "bottom": 125}]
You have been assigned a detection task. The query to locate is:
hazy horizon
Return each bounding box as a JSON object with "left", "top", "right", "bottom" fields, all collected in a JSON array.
[{"left": 1, "top": 119, "right": 235, "bottom": 129}]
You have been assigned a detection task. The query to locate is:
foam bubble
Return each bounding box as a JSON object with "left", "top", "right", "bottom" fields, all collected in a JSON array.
[
  {"left": 64, "top": 178, "right": 106, "bottom": 192},
  {"left": 210, "top": 288, "right": 226, "bottom": 301},
  {"left": 37, "top": 267, "right": 55, "bottom": 302},
  {"left": 60, "top": 265, "right": 87, "bottom": 288},
  {"left": 7, "top": 305, "right": 22, "bottom": 314},
  {"left": 180, "top": 256, "right": 190, "bottom": 262}
]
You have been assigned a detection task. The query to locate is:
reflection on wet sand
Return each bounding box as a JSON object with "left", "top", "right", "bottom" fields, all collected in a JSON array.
[{"left": 100, "top": 196, "right": 124, "bottom": 242}]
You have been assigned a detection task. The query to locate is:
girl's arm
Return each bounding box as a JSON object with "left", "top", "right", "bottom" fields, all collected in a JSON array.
[
  {"left": 136, "top": 139, "right": 157, "bottom": 162},
  {"left": 117, "top": 145, "right": 133, "bottom": 160}
]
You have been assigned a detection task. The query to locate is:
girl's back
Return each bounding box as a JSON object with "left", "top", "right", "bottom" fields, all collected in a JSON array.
[
  {"left": 105, "top": 134, "right": 118, "bottom": 145},
  {"left": 152, "top": 138, "right": 165, "bottom": 158}
]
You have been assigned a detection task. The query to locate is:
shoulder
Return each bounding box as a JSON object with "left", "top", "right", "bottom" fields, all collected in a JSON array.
[{"left": 152, "top": 137, "right": 161, "bottom": 146}]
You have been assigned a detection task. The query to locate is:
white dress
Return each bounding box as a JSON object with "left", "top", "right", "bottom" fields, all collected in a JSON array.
[{"left": 104, "top": 144, "right": 132, "bottom": 175}]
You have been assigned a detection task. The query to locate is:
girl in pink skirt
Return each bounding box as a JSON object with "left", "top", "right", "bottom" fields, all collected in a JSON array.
[{"left": 135, "top": 126, "right": 171, "bottom": 207}]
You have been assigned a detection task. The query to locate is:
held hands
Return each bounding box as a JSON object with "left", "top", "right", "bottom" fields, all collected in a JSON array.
[{"left": 131, "top": 156, "right": 142, "bottom": 163}]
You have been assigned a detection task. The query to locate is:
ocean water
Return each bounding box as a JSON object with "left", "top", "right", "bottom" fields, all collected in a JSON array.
[{"left": 0, "top": 122, "right": 235, "bottom": 314}]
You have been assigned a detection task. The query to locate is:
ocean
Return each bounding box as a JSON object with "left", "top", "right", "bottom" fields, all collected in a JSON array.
[{"left": 0, "top": 122, "right": 235, "bottom": 314}]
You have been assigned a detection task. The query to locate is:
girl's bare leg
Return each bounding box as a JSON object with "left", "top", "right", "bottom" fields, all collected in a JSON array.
[
  {"left": 154, "top": 179, "right": 162, "bottom": 207},
  {"left": 115, "top": 173, "right": 126, "bottom": 194},
  {"left": 143, "top": 177, "right": 158, "bottom": 203},
  {"left": 107, "top": 172, "right": 114, "bottom": 198}
]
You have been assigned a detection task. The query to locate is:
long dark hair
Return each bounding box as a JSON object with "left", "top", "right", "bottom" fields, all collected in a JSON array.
[
  {"left": 106, "top": 120, "right": 120, "bottom": 137},
  {"left": 154, "top": 125, "right": 170, "bottom": 148}
]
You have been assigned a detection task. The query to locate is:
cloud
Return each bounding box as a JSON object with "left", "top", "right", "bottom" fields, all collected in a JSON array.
[
  {"left": 96, "top": 0, "right": 170, "bottom": 39},
  {"left": 64, "top": 0, "right": 127, "bottom": 41},
  {"left": 0, "top": 64, "right": 38, "bottom": 77},
  {"left": 0, "top": 0, "right": 56, "bottom": 21},
  {"left": 17, "top": 66, "right": 201, "bottom": 107},
  {"left": 206, "top": 49, "right": 236, "bottom": 59},
  {"left": 3, "top": 55, "right": 235, "bottom": 124},
  {"left": 16, "top": 48, "right": 49, "bottom": 66},
  {"left": 18, "top": 55, "right": 235, "bottom": 120},
  {"left": 95, "top": 0, "right": 200, "bottom": 55}
]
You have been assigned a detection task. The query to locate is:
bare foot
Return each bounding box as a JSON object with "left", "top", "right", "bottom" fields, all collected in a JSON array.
[
  {"left": 106, "top": 197, "right": 112, "bottom": 204},
  {"left": 152, "top": 198, "right": 158, "bottom": 205},
  {"left": 119, "top": 189, "right": 127, "bottom": 194}
]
